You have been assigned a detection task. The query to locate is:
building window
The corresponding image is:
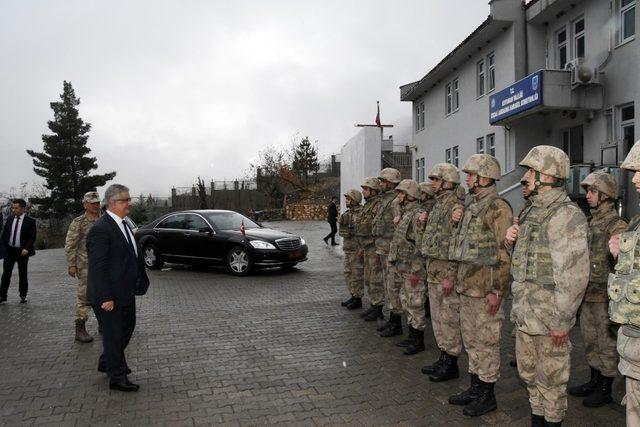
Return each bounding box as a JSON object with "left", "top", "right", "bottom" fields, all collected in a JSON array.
[
  {"left": 556, "top": 27, "right": 568, "bottom": 68},
  {"left": 487, "top": 53, "right": 496, "bottom": 92},
  {"left": 445, "top": 83, "right": 452, "bottom": 115},
  {"left": 414, "top": 101, "right": 425, "bottom": 132},
  {"left": 487, "top": 133, "right": 496, "bottom": 156},
  {"left": 477, "top": 59, "right": 485, "bottom": 97},
  {"left": 420, "top": 158, "right": 425, "bottom": 181},
  {"left": 453, "top": 79, "right": 460, "bottom": 111},
  {"left": 573, "top": 17, "right": 585, "bottom": 58},
  {"left": 620, "top": 103, "right": 635, "bottom": 155},
  {"left": 620, "top": 0, "right": 636, "bottom": 43},
  {"left": 452, "top": 145, "right": 459, "bottom": 167},
  {"left": 476, "top": 137, "right": 485, "bottom": 154},
  {"left": 445, "top": 148, "right": 452, "bottom": 164}
]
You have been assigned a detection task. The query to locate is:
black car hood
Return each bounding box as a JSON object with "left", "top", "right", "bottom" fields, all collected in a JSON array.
[{"left": 226, "top": 227, "right": 298, "bottom": 241}]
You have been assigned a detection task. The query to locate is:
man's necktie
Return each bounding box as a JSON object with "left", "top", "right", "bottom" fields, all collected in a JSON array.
[
  {"left": 11, "top": 217, "right": 20, "bottom": 247},
  {"left": 122, "top": 220, "right": 135, "bottom": 253}
]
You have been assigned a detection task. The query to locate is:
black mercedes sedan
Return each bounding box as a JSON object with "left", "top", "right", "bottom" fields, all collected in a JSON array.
[{"left": 134, "top": 210, "right": 308, "bottom": 276}]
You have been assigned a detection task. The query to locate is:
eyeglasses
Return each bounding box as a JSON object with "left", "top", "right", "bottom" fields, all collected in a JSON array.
[{"left": 115, "top": 198, "right": 132, "bottom": 203}]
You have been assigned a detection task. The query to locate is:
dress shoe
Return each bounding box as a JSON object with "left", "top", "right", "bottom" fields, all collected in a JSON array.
[
  {"left": 20, "top": 297, "right": 27, "bottom": 304},
  {"left": 331, "top": 242, "right": 339, "bottom": 246},
  {"left": 109, "top": 380, "right": 139, "bottom": 392},
  {"left": 0, "top": 296, "right": 6, "bottom": 304},
  {"left": 323, "top": 237, "right": 328, "bottom": 245},
  {"left": 341, "top": 296, "right": 354, "bottom": 307},
  {"left": 346, "top": 297, "right": 362, "bottom": 310}
]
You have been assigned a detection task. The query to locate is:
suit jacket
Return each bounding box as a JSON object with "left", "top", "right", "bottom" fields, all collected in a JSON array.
[
  {"left": 0, "top": 213, "right": 6, "bottom": 259},
  {"left": 1, "top": 214, "right": 36, "bottom": 257},
  {"left": 86, "top": 213, "right": 149, "bottom": 307},
  {"left": 327, "top": 203, "right": 338, "bottom": 223}
]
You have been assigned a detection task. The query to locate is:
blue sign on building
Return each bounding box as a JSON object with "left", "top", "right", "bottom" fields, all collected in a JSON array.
[{"left": 489, "top": 70, "right": 543, "bottom": 124}]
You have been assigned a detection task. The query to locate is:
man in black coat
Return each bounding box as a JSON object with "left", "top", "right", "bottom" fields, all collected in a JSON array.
[
  {"left": 323, "top": 196, "right": 339, "bottom": 246},
  {"left": 1, "top": 199, "right": 36, "bottom": 303},
  {"left": 86, "top": 184, "right": 149, "bottom": 392},
  {"left": 0, "top": 211, "right": 6, "bottom": 260}
]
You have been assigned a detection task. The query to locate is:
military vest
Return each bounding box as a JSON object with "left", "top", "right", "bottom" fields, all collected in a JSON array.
[
  {"left": 372, "top": 191, "right": 397, "bottom": 238},
  {"left": 608, "top": 219, "right": 640, "bottom": 328},
  {"left": 392, "top": 203, "right": 421, "bottom": 260},
  {"left": 449, "top": 192, "right": 501, "bottom": 266},
  {"left": 339, "top": 210, "right": 352, "bottom": 238},
  {"left": 354, "top": 196, "right": 380, "bottom": 237},
  {"left": 510, "top": 200, "right": 572, "bottom": 287},
  {"left": 589, "top": 207, "right": 623, "bottom": 284},
  {"left": 421, "top": 189, "right": 461, "bottom": 260}
]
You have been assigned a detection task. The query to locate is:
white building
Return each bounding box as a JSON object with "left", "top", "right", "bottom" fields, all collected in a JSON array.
[{"left": 401, "top": 0, "right": 638, "bottom": 215}]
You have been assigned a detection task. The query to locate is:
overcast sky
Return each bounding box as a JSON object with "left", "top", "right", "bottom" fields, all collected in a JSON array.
[{"left": 0, "top": 0, "right": 489, "bottom": 197}]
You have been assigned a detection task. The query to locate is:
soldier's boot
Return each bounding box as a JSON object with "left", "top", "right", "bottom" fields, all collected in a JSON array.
[
  {"left": 346, "top": 297, "right": 362, "bottom": 310},
  {"left": 424, "top": 297, "right": 430, "bottom": 319},
  {"left": 403, "top": 327, "right": 425, "bottom": 356},
  {"left": 363, "top": 304, "right": 384, "bottom": 322},
  {"left": 75, "top": 320, "right": 94, "bottom": 343},
  {"left": 582, "top": 375, "right": 614, "bottom": 408},
  {"left": 360, "top": 306, "right": 374, "bottom": 318},
  {"left": 568, "top": 367, "right": 600, "bottom": 397},
  {"left": 341, "top": 295, "right": 354, "bottom": 307},
  {"left": 429, "top": 354, "right": 459, "bottom": 382},
  {"left": 421, "top": 351, "right": 446, "bottom": 375},
  {"left": 531, "top": 414, "right": 545, "bottom": 427},
  {"left": 543, "top": 421, "right": 562, "bottom": 426},
  {"left": 377, "top": 314, "right": 395, "bottom": 332},
  {"left": 380, "top": 313, "right": 403, "bottom": 337},
  {"left": 462, "top": 380, "right": 497, "bottom": 417},
  {"left": 448, "top": 373, "right": 480, "bottom": 405}
]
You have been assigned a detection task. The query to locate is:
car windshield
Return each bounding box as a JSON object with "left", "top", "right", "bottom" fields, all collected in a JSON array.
[{"left": 203, "top": 211, "right": 259, "bottom": 231}]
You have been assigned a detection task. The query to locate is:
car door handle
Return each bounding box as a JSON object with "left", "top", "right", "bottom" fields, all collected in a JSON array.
[{"left": 183, "top": 232, "right": 191, "bottom": 237}]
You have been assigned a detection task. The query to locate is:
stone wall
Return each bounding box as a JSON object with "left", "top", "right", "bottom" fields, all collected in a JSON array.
[{"left": 285, "top": 203, "right": 339, "bottom": 221}]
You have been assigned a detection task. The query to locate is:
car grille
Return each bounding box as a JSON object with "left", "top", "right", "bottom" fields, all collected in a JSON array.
[{"left": 275, "top": 237, "right": 301, "bottom": 251}]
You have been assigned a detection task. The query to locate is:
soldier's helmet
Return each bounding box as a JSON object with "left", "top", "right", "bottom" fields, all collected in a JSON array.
[
  {"left": 520, "top": 145, "right": 570, "bottom": 179},
  {"left": 344, "top": 189, "right": 363, "bottom": 204},
  {"left": 361, "top": 176, "right": 381, "bottom": 192},
  {"left": 395, "top": 179, "right": 420, "bottom": 199},
  {"left": 580, "top": 171, "right": 619, "bottom": 199},
  {"left": 621, "top": 140, "right": 640, "bottom": 172},
  {"left": 428, "top": 163, "right": 461, "bottom": 184},
  {"left": 462, "top": 154, "right": 501, "bottom": 180},
  {"left": 83, "top": 191, "right": 100, "bottom": 203},
  {"left": 419, "top": 181, "right": 435, "bottom": 196},
  {"left": 378, "top": 168, "right": 401, "bottom": 184}
]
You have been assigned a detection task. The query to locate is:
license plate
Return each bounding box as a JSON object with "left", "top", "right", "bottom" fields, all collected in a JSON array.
[{"left": 289, "top": 250, "right": 302, "bottom": 259}]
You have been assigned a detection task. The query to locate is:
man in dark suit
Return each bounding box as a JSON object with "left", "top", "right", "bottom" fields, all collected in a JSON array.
[
  {"left": 323, "top": 196, "right": 339, "bottom": 246},
  {"left": 0, "top": 211, "right": 7, "bottom": 261},
  {"left": 86, "top": 184, "right": 149, "bottom": 392},
  {"left": 1, "top": 199, "right": 36, "bottom": 303}
]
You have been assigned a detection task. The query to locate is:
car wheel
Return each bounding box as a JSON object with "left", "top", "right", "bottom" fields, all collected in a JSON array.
[
  {"left": 143, "top": 244, "right": 164, "bottom": 270},
  {"left": 226, "top": 246, "right": 253, "bottom": 276}
]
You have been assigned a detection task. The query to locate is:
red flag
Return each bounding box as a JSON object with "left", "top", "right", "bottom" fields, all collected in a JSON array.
[
  {"left": 375, "top": 101, "right": 381, "bottom": 127},
  {"left": 240, "top": 219, "right": 246, "bottom": 236}
]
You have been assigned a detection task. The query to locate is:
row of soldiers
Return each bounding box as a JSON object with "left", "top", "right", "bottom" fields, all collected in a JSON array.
[{"left": 338, "top": 144, "right": 640, "bottom": 426}]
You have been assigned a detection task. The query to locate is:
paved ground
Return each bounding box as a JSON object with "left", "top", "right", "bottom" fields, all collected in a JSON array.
[{"left": 0, "top": 220, "right": 626, "bottom": 426}]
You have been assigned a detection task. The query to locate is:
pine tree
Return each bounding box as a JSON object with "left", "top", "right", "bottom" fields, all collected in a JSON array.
[
  {"left": 292, "top": 136, "right": 319, "bottom": 186},
  {"left": 27, "top": 81, "right": 116, "bottom": 218}
]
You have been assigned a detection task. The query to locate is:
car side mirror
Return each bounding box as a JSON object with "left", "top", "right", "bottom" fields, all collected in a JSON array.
[{"left": 198, "top": 226, "right": 213, "bottom": 234}]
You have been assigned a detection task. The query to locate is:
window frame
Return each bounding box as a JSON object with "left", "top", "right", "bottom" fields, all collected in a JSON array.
[
  {"left": 619, "top": 103, "right": 635, "bottom": 155},
  {"left": 452, "top": 145, "right": 459, "bottom": 167},
  {"left": 476, "top": 137, "right": 485, "bottom": 154},
  {"left": 556, "top": 26, "right": 568, "bottom": 69},
  {"left": 445, "top": 148, "right": 452, "bottom": 164},
  {"left": 487, "top": 52, "right": 496, "bottom": 92},
  {"left": 445, "top": 83, "right": 453, "bottom": 115},
  {"left": 477, "top": 59, "right": 486, "bottom": 98},
  {"left": 452, "top": 78, "right": 460, "bottom": 112},
  {"left": 487, "top": 133, "right": 496, "bottom": 157},
  {"left": 573, "top": 16, "right": 586, "bottom": 59},
  {"left": 620, "top": 0, "right": 636, "bottom": 44}
]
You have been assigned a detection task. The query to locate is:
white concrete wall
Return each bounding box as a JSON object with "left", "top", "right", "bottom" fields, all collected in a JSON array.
[
  {"left": 411, "top": 25, "right": 517, "bottom": 183},
  {"left": 339, "top": 127, "right": 382, "bottom": 212}
]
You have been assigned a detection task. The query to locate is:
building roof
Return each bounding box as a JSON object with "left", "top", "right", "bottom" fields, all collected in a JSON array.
[{"left": 400, "top": 15, "right": 512, "bottom": 102}]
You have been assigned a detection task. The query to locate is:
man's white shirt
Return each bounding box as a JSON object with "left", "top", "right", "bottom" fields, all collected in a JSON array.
[{"left": 106, "top": 210, "right": 138, "bottom": 256}]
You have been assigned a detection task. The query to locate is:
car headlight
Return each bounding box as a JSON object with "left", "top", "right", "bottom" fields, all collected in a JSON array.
[
  {"left": 249, "top": 240, "right": 276, "bottom": 250},
  {"left": 300, "top": 238, "right": 306, "bottom": 246}
]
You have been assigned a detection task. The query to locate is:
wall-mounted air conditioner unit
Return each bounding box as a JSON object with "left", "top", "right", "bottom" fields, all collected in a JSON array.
[{"left": 564, "top": 58, "right": 600, "bottom": 86}]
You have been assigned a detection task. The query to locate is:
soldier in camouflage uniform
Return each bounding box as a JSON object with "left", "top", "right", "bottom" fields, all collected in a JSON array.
[
  {"left": 447, "top": 154, "right": 512, "bottom": 417},
  {"left": 419, "top": 182, "right": 436, "bottom": 319},
  {"left": 372, "top": 168, "right": 401, "bottom": 325},
  {"left": 64, "top": 191, "right": 101, "bottom": 343},
  {"left": 355, "top": 177, "right": 385, "bottom": 322},
  {"left": 385, "top": 180, "right": 427, "bottom": 356},
  {"left": 568, "top": 172, "right": 627, "bottom": 408},
  {"left": 339, "top": 189, "right": 364, "bottom": 310},
  {"left": 505, "top": 145, "right": 589, "bottom": 426},
  {"left": 419, "top": 163, "right": 466, "bottom": 383},
  {"left": 608, "top": 140, "right": 640, "bottom": 427}
]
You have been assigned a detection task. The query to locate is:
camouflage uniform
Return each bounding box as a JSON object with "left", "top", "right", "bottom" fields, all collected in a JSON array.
[
  {"left": 373, "top": 168, "right": 401, "bottom": 315},
  {"left": 65, "top": 212, "right": 97, "bottom": 322},
  {"left": 355, "top": 177, "right": 384, "bottom": 319},
  {"left": 510, "top": 146, "right": 590, "bottom": 424},
  {"left": 421, "top": 163, "right": 465, "bottom": 376},
  {"left": 447, "top": 154, "right": 513, "bottom": 416},
  {"left": 609, "top": 141, "right": 640, "bottom": 426},
  {"left": 339, "top": 190, "right": 364, "bottom": 301},
  {"left": 569, "top": 172, "right": 627, "bottom": 405}
]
